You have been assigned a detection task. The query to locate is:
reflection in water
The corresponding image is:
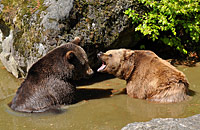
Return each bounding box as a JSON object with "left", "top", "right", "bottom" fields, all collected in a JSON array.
[
  {"left": 125, "top": 97, "right": 187, "bottom": 121},
  {"left": 76, "top": 88, "right": 113, "bottom": 102},
  {"left": 0, "top": 63, "right": 22, "bottom": 101},
  {"left": 0, "top": 62, "right": 200, "bottom": 130}
]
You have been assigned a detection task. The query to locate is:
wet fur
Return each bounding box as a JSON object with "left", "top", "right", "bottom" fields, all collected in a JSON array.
[
  {"left": 10, "top": 38, "right": 93, "bottom": 113},
  {"left": 98, "top": 49, "right": 189, "bottom": 103}
]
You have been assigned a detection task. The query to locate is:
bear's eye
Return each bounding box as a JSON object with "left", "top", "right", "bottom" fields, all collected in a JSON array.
[{"left": 108, "top": 54, "right": 112, "bottom": 57}]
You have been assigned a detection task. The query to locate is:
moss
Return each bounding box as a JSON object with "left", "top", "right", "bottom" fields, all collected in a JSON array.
[
  {"left": 1, "top": 0, "right": 47, "bottom": 58},
  {"left": 65, "top": 0, "right": 138, "bottom": 49},
  {"left": 1, "top": 0, "right": 144, "bottom": 76}
]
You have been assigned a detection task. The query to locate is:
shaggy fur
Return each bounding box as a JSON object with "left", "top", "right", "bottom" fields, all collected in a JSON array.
[
  {"left": 97, "top": 49, "right": 189, "bottom": 103},
  {"left": 9, "top": 37, "right": 93, "bottom": 113}
]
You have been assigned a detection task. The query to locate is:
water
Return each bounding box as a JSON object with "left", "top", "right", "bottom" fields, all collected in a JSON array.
[{"left": 0, "top": 62, "right": 200, "bottom": 130}]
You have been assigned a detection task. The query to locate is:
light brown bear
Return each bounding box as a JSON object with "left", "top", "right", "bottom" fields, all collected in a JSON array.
[{"left": 97, "top": 49, "right": 189, "bottom": 103}]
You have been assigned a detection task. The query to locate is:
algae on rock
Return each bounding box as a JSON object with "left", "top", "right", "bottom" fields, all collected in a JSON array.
[{"left": 0, "top": 0, "right": 142, "bottom": 78}]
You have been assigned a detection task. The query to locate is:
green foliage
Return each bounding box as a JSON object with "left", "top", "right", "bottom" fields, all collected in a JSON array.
[
  {"left": 124, "top": 0, "right": 200, "bottom": 54},
  {"left": 140, "top": 44, "right": 145, "bottom": 49}
]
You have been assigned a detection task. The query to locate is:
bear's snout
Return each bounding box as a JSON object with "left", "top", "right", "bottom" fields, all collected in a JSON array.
[
  {"left": 87, "top": 68, "right": 94, "bottom": 76},
  {"left": 97, "top": 52, "right": 103, "bottom": 58}
]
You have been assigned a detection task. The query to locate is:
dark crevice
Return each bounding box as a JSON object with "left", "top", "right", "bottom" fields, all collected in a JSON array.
[{"left": 0, "top": 19, "right": 10, "bottom": 37}]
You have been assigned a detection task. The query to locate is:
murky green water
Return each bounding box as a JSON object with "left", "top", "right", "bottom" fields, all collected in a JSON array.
[{"left": 0, "top": 62, "right": 200, "bottom": 130}]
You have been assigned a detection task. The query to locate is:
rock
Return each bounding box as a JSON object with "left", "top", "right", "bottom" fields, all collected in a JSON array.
[
  {"left": 0, "top": 30, "right": 2, "bottom": 52},
  {"left": 41, "top": 0, "right": 74, "bottom": 36},
  {"left": 0, "top": 1, "right": 3, "bottom": 14},
  {"left": 0, "top": 30, "right": 21, "bottom": 78},
  {"left": 122, "top": 114, "right": 200, "bottom": 130},
  {"left": 0, "top": 0, "right": 142, "bottom": 78},
  {"left": 0, "top": 0, "right": 74, "bottom": 78}
]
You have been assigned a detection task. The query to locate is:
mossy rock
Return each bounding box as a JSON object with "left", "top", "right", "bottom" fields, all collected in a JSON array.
[{"left": 0, "top": 0, "right": 143, "bottom": 78}]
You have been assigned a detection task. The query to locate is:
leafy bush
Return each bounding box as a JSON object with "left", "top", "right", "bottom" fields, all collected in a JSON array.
[{"left": 125, "top": 0, "right": 200, "bottom": 54}]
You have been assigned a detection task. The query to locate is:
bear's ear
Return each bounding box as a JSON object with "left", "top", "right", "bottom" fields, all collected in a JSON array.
[
  {"left": 124, "top": 50, "right": 135, "bottom": 60},
  {"left": 72, "top": 37, "right": 81, "bottom": 45},
  {"left": 122, "top": 50, "right": 135, "bottom": 80},
  {"left": 66, "top": 51, "right": 75, "bottom": 60}
]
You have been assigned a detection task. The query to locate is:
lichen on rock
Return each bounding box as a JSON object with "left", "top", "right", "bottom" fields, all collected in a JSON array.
[
  {"left": 0, "top": 0, "right": 142, "bottom": 78},
  {"left": 122, "top": 114, "right": 200, "bottom": 130}
]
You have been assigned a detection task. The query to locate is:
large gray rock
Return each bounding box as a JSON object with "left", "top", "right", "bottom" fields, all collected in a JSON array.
[
  {"left": 41, "top": 0, "right": 74, "bottom": 36},
  {"left": 0, "top": 0, "right": 141, "bottom": 78},
  {"left": 0, "top": 30, "right": 21, "bottom": 77},
  {"left": 0, "top": 0, "right": 74, "bottom": 78},
  {"left": 122, "top": 114, "right": 200, "bottom": 130}
]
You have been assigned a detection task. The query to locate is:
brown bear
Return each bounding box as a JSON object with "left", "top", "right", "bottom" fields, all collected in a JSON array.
[
  {"left": 9, "top": 37, "right": 93, "bottom": 113},
  {"left": 97, "top": 49, "right": 189, "bottom": 103}
]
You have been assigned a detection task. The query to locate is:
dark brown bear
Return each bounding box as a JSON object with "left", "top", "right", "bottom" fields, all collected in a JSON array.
[
  {"left": 9, "top": 37, "right": 93, "bottom": 113},
  {"left": 97, "top": 49, "right": 189, "bottom": 103}
]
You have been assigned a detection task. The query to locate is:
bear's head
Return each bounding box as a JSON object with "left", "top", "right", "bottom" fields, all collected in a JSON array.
[
  {"left": 40, "top": 37, "right": 94, "bottom": 80},
  {"left": 97, "top": 49, "right": 135, "bottom": 80},
  {"left": 63, "top": 37, "right": 94, "bottom": 80}
]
